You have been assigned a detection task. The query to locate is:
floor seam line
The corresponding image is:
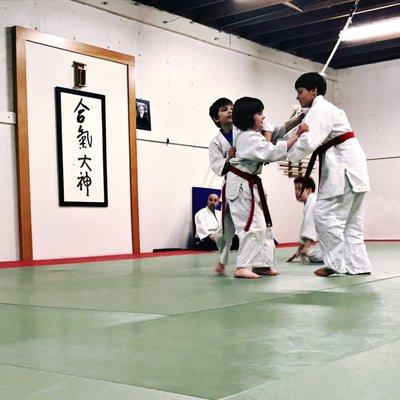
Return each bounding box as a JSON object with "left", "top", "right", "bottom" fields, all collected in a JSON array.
[
  {"left": 0, "top": 361, "right": 210, "bottom": 399},
  {"left": 168, "top": 274, "right": 400, "bottom": 317},
  {"left": 218, "top": 333, "right": 400, "bottom": 399},
  {"left": 0, "top": 302, "right": 171, "bottom": 316}
]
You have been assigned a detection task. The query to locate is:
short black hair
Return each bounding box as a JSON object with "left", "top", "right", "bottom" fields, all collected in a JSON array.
[
  {"left": 209, "top": 97, "right": 233, "bottom": 127},
  {"left": 232, "top": 97, "right": 264, "bottom": 131},
  {"left": 294, "top": 176, "right": 316, "bottom": 192},
  {"left": 295, "top": 72, "right": 327, "bottom": 96}
]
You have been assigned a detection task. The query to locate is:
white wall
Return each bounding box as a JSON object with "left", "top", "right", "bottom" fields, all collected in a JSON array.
[
  {"left": 0, "top": 120, "right": 19, "bottom": 260},
  {"left": 25, "top": 42, "right": 133, "bottom": 259},
  {"left": 337, "top": 59, "right": 400, "bottom": 239}
]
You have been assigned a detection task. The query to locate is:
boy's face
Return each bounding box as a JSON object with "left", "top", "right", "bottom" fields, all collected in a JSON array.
[
  {"left": 214, "top": 104, "right": 233, "bottom": 126},
  {"left": 296, "top": 87, "right": 317, "bottom": 108},
  {"left": 253, "top": 110, "right": 265, "bottom": 131}
]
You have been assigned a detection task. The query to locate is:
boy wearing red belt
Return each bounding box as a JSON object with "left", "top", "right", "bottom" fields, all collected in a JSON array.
[{"left": 288, "top": 72, "right": 371, "bottom": 277}]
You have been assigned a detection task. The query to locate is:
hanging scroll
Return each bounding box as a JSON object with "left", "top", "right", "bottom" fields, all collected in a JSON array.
[{"left": 55, "top": 87, "right": 108, "bottom": 206}]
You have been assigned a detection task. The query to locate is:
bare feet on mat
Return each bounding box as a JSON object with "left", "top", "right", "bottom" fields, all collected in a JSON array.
[
  {"left": 234, "top": 268, "right": 261, "bottom": 279},
  {"left": 215, "top": 261, "right": 225, "bottom": 276},
  {"left": 314, "top": 267, "right": 337, "bottom": 277},
  {"left": 252, "top": 267, "right": 279, "bottom": 276}
]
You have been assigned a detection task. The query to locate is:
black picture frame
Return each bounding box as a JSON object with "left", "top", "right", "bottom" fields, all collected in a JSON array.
[
  {"left": 136, "top": 99, "right": 151, "bottom": 131},
  {"left": 55, "top": 87, "right": 108, "bottom": 207}
]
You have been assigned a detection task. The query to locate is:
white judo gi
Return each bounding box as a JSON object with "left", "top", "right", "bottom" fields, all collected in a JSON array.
[
  {"left": 299, "top": 192, "right": 322, "bottom": 263},
  {"left": 209, "top": 125, "right": 287, "bottom": 266},
  {"left": 226, "top": 130, "right": 287, "bottom": 269},
  {"left": 194, "top": 207, "right": 221, "bottom": 240},
  {"left": 209, "top": 130, "right": 236, "bottom": 265},
  {"left": 288, "top": 95, "right": 371, "bottom": 274}
]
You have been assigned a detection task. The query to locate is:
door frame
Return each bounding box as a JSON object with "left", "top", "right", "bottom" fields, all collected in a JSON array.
[{"left": 13, "top": 26, "right": 140, "bottom": 260}]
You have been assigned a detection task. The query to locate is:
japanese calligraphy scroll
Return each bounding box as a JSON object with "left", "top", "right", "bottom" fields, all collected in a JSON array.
[{"left": 55, "top": 87, "right": 107, "bottom": 206}]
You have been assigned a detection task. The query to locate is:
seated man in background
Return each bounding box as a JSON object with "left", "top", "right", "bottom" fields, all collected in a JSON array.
[
  {"left": 287, "top": 177, "right": 323, "bottom": 263},
  {"left": 194, "top": 194, "right": 221, "bottom": 251}
]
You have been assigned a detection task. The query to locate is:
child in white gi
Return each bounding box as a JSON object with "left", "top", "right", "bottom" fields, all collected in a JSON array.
[
  {"left": 208, "top": 98, "right": 306, "bottom": 276},
  {"left": 208, "top": 98, "right": 238, "bottom": 275},
  {"left": 287, "top": 177, "right": 323, "bottom": 263},
  {"left": 227, "top": 97, "right": 306, "bottom": 279},
  {"left": 288, "top": 72, "right": 371, "bottom": 277}
]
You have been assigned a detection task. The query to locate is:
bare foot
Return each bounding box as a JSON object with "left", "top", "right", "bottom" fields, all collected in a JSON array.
[
  {"left": 234, "top": 268, "right": 261, "bottom": 279},
  {"left": 252, "top": 267, "right": 279, "bottom": 276},
  {"left": 314, "top": 267, "right": 336, "bottom": 277},
  {"left": 215, "top": 261, "right": 225, "bottom": 276}
]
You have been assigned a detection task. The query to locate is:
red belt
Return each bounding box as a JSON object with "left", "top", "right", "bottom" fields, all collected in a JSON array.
[
  {"left": 227, "top": 165, "right": 272, "bottom": 231},
  {"left": 301, "top": 131, "right": 355, "bottom": 194}
]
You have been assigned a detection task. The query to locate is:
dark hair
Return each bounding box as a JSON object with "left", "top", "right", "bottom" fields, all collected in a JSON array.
[
  {"left": 209, "top": 97, "right": 233, "bottom": 127},
  {"left": 295, "top": 72, "right": 327, "bottom": 96},
  {"left": 232, "top": 97, "right": 264, "bottom": 131},
  {"left": 294, "top": 176, "right": 316, "bottom": 192}
]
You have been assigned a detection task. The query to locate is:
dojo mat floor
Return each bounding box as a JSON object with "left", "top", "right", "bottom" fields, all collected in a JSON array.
[{"left": 0, "top": 242, "right": 399, "bottom": 400}]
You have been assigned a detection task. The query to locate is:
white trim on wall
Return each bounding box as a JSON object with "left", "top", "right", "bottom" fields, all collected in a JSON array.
[{"left": 0, "top": 111, "right": 16, "bottom": 125}]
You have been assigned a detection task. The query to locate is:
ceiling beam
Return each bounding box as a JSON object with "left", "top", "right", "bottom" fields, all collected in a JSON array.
[
  {"left": 330, "top": 46, "right": 400, "bottom": 68},
  {"left": 187, "top": 0, "right": 294, "bottom": 24},
  {"left": 264, "top": 5, "right": 400, "bottom": 49},
  {"left": 243, "top": 0, "right": 400, "bottom": 38},
  {"left": 257, "top": 18, "right": 345, "bottom": 46},
  {"left": 169, "top": 0, "right": 225, "bottom": 13},
  {"left": 212, "top": 6, "right": 297, "bottom": 32},
  {"left": 224, "top": 0, "right": 353, "bottom": 31},
  {"left": 302, "top": 38, "right": 400, "bottom": 60},
  {"left": 269, "top": 31, "right": 341, "bottom": 53},
  {"left": 284, "top": 1, "right": 303, "bottom": 13}
]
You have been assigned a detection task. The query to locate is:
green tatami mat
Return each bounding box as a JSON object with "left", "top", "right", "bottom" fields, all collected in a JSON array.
[
  {"left": 0, "top": 242, "right": 399, "bottom": 399},
  {"left": 0, "top": 364, "right": 206, "bottom": 400}
]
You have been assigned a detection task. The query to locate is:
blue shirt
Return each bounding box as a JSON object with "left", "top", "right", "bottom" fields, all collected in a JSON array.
[{"left": 222, "top": 129, "right": 233, "bottom": 146}]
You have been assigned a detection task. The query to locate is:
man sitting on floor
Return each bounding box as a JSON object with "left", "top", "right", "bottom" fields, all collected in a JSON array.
[{"left": 194, "top": 194, "right": 221, "bottom": 251}]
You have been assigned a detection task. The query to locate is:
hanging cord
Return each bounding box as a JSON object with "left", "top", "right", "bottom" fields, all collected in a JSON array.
[{"left": 320, "top": 0, "right": 360, "bottom": 75}]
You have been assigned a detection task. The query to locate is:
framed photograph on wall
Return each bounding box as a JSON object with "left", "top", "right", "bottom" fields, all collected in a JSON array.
[
  {"left": 136, "top": 99, "right": 151, "bottom": 131},
  {"left": 55, "top": 87, "right": 108, "bottom": 206}
]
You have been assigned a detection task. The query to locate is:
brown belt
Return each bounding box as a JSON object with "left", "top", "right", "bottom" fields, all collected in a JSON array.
[
  {"left": 301, "top": 131, "right": 355, "bottom": 194},
  {"left": 227, "top": 165, "right": 272, "bottom": 231}
]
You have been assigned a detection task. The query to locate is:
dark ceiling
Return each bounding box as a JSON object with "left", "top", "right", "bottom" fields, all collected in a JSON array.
[{"left": 135, "top": 0, "right": 400, "bottom": 69}]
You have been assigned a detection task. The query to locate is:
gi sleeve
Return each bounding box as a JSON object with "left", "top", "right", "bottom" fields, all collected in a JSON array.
[
  {"left": 208, "top": 140, "right": 229, "bottom": 176},
  {"left": 288, "top": 102, "right": 334, "bottom": 162},
  {"left": 240, "top": 132, "right": 287, "bottom": 163}
]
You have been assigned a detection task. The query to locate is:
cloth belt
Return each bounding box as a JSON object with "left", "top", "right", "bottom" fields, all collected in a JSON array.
[
  {"left": 227, "top": 165, "right": 272, "bottom": 231},
  {"left": 301, "top": 131, "right": 355, "bottom": 195},
  {"left": 221, "top": 181, "right": 226, "bottom": 233}
]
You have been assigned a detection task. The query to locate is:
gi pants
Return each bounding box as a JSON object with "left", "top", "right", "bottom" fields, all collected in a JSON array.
[
  {"left": 228, "top": 187, "right": 276, "bottom": 269},
  {"left": 307, "top": 243, "right": 323, "bottom": 263},
  {"left": 215, "top": 202, "right": 238, "bottom": 265},
  {"left": 314, "top": 178, "right": 371, "bottom": 274}
]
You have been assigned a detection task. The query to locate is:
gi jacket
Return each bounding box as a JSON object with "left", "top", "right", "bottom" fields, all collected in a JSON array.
[
  {"left": 299, "top": 193, "right": 318, "bottom": 243},
  {"left": 288, "top": 96, "right": 370, "bottom": 199},
  {"left": 208, "top": 130, "right": 233, "bottom": 177},
  {"left": 226, "top": 129, "right": 287, "bottom": 201},
  {"left": 194, "top": 207, "right": 221, "bottom": 240}
]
